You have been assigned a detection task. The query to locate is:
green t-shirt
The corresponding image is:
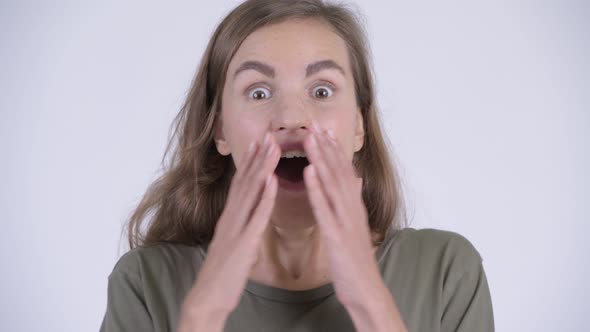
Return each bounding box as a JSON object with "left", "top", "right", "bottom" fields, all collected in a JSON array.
[{"left": 99, "top": 228, "right": 494, "bottom": 331}]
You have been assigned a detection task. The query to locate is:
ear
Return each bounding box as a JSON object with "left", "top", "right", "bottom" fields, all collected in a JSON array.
[
  {"left": 353, "top": 109, "right": 365, "bottom": 152},
  {"left": 214, "top": 118, "right": 231, "bottom": 156}
]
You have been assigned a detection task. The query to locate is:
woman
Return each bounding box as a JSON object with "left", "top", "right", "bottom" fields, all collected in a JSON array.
[{"left": 100, "top": 0, "right": 494, "bottom": 331}]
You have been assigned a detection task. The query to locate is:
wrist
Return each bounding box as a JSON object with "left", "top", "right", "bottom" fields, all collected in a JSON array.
[
  {"left": 178, "top": 287, "right": 231, "bottom": 332},
  {"left": 178, "top": 302, "right": 229, "bottom": 332},
  {"left": 344, "top": 284, "right": 407, "bottom": 332}
]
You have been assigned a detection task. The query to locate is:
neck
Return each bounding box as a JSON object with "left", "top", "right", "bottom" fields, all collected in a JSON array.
[{"left": 251, "top": 221, "right": 330, "bottom": 289}]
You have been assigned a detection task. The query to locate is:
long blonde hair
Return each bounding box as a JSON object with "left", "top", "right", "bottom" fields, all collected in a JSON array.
[{"left": 126, "top": 0, "right": 408, "bottom": 249}]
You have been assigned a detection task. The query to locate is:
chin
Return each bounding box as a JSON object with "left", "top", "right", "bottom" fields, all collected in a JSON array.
[
  {"left": 271, "top": 197, "right": 316, "bottom": 228},
  {"left": 270, "top": 218, "right": 317, "bottom": 230}
]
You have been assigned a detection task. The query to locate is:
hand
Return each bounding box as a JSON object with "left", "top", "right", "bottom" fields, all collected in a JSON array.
[
  {"left": 302, "top": 124, "right": 381, "bottom": 306},
  {"left": 178, "top": 132, "right": 280, "bottom": 331},
  {"left": 302, "top": 123, "right": 407, "bottom": 331}
]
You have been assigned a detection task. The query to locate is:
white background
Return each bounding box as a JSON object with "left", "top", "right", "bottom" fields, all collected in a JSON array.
[{"left": 2, "top": 0, "right": 588, "bottom": 331}]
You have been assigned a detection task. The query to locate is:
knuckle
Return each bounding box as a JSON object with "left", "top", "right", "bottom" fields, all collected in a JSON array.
[
  {"left": 237, "top": 232, "right": 257, "bottom": 249},
  {"left": 254, "top": 171, "right": 267, "bottom": 183},
  {"left": 324, "top": 229, "right": 341, "bottom": 243}
]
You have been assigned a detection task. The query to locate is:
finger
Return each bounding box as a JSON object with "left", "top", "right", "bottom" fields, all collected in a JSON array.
[
  {"left": 243, "top": 173, "right": 278, "bottom": 242},
  {"left": 242, "top": 133, "right": 279, "bottom": 192},
  {"left": 225, "top": 140, "right": 259, "bottom": 204},
  {"left": 233, "top": 133, "right": 280, "bottom": 225},
  {"left": 250, "top": 133, "right": 276, "bottom": 174},
  {"left": 326, "top": 129, "right": 351, "bottom": 169},
  {"left": 304, "top": 132, "right": 336, "bottom": 206},
  {"left": 320, "top": 128, "right": 355, "bottom": 185},
  {"left": 321, "top": 139, "right": 366, "bottom": 229},
  {"left": 215, "top": 140, "right": 261, "bottom": 237},
  {"left": 311, "top": 122, "right": 355, "bottom": 176},
  {"left": 304, "top": 131, "right": 346, "bottom": 213},
  {"left": 236, "top": 141, "right": 259, "bottom": 176},
  {"left": 303, "top": 164, "right": 338, "bottom": 232},
  {"left": 313, "top": 127, "right": 359, "bottom": 204},
  {"left": 307, "top": 125, "right": 341, "bottom": 183},
  {"left": 238, "top": 132, "right": 272, "bottom": 180}
]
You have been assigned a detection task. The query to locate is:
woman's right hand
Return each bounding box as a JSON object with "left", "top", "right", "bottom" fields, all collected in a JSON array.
[{"left": 178, "top": 132, "right": 281, "bottom": 332}]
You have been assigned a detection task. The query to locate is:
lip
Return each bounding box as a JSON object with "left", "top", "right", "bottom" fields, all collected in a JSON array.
[
  {"left": 275, "top": 139, "right": 308, "bottom": 193},
  {"left": 278, "top": 140, "right": 305, "bottom": 153},
  {"left": 276, "top": 175, "right": 307, "bottom": 193},
  {"left": 273, "top": 134, "right": 312, "bottom": 194}
]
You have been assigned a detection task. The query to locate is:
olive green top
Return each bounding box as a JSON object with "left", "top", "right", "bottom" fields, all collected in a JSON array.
[{"left": 99, "top": 228, "right": 494, "bottom": 331}]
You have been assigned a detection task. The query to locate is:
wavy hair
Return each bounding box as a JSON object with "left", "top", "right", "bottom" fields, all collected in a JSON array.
[{"left": 125, "top": 0, "right": 408, "bottom": 249}]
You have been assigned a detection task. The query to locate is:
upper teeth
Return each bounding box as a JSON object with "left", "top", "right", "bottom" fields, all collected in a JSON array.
[{"left": 281, "top": 150, "right": 307, "bottom": 158}]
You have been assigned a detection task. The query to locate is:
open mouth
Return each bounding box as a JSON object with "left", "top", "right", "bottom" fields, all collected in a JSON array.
[{"left": 274, "top": 156, "right": 309, "bottom": 183}]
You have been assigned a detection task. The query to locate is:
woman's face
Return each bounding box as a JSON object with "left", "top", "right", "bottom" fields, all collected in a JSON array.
[{"left": 216, "top": 18, "right": 364, "bottom": 227}]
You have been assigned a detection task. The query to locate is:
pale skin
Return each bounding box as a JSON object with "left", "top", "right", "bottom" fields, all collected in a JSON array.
[{"left": 178, "top": 18, "right": 407, "bottom": 332}]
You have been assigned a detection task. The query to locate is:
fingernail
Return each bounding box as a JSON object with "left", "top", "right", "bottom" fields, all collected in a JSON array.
[
  {"left": 309, "top": 134, "right": 317, "bottom": 148},
  {"left": 248, "top": 141, "right": 255, "bottom": 153},
  {"left": 263, "top": 132, "right": 271, "bottom": 145},
  {"left": 266, "top": 143, "right": 275, "bottom": 156},
  {"left": 311, "top": 121, "right": 320, "bottom": 133},
  {"left": 327, "top": 129, "right": 335, "bottom": 140},
  {"left": 308, "top": 165, "right": 316, "bottom": 177},
  {"left": 266, "top": 174, "right": 273, "bottom": 186}
]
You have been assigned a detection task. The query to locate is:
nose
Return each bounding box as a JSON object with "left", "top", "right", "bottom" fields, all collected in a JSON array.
[{"left": 271, "top": 94, "right": 311, "bottom": 133}]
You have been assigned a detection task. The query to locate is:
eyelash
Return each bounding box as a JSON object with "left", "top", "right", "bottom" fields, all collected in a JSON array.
[{"left": 245, "top": 81, "right": 337, "bottom": 101}]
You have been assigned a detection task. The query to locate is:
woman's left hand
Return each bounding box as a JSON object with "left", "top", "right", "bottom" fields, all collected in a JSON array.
[{"left": 302, "top": 122, "right": 407, "bottom": 331}]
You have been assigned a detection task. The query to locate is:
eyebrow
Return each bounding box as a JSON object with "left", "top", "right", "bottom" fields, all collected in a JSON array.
[
  {"left": 233, "top": 61, "right": 275, "bottom": 79},
  {"left": 305, "top": 59, "right": 346, "bottom": 78},
  {"left": 233, "top": 59, "right": 346, "bottom": 79}
]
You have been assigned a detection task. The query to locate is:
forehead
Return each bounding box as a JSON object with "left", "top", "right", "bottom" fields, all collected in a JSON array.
[{"left": 228, "top": 18, "right": 350, "bottom": 74}]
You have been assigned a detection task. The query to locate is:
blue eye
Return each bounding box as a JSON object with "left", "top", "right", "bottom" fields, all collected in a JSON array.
[
  {"left": 249, "top": 87, "right": 272, "bottom": 100},
  {"left": 312, "top": 85, "right": 333, "bottom": 99}
]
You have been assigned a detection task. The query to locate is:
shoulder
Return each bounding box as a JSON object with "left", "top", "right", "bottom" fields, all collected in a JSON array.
[
  {"left": 108, "top": 242, "right": 206, "bottom": 280},
  {"left": 380, "top": 229, "right": 494, "bottom": 330},
  {"left": 102, "top": 243, "right": 205, "bottom": 331},
  {"left": 396, "top": 227, "right": 482, "bottom": 260},
  {"left": 383, "top": 227, "right": 484, "bottom": 278}
]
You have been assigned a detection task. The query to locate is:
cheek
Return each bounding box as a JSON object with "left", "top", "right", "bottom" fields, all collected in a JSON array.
[
  {"left": 318, "top": 107, "right": 358, "bottom": 155},
  {"left": 223, "top": 91, "right": 271, "bottom": 136},
  {"left": 222, "top": 110, "right": 271, "bottom": 167},
  {"left": 226, "top": 110, "right": 271, "bottom": 138}
]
